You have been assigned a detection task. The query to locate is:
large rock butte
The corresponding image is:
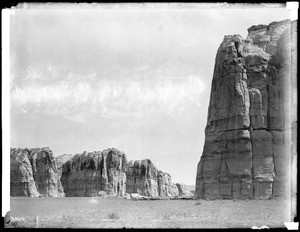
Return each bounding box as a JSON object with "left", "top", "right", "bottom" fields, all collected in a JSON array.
[
  {"left": 11, "top": 147, "right": 187, "bottom": 197},
  {"left": 10, "top": 147, "right": 65, "bottom": 197},
  {"left": 126, "top": 159, "right": 159, "bottom": 196},
  {"left": 126, "top": 159, "right": 181, "bottom": 197},
  {"left": 195, "top": 19, "right": 296, "bottom": 199},
  {"left": 60, "top": 148, "right": 127, "bottom": 197}
]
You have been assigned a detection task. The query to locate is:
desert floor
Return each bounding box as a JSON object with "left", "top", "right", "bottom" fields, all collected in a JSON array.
[{"left": 7, "top": 197, "right": 292, "bottom": 228}]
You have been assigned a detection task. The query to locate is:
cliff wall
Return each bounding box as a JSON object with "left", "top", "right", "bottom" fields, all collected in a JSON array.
[
  {"left": 60, "top": 148, "right": 127, "bottom": 197},
  {"left": 10, "top": 147, "right": 65, "bottom": 197},
  {"left": 195, "top": 20, "right": 296, "bottom": 199},
  {"left": 126, "top": 159, "right": 181, "bottom": 197}
]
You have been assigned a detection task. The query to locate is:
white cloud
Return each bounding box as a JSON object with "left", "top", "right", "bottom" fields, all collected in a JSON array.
[{"left": 11, "top": 68, "right": 206, "bottom": 122}]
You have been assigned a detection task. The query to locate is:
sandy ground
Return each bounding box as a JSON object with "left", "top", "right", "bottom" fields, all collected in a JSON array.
[{"left": 7, "top": 197, "right": 292, "bottom": 228}]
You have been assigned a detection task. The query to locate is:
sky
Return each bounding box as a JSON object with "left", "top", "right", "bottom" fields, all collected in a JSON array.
[{"left": 8, "top": 3, "right": 296, "bottom": 185}]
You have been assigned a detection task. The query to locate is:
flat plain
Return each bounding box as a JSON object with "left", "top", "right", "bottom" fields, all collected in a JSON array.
[{"left": 8, "top": 197, "right": 291, "bottom": 228}]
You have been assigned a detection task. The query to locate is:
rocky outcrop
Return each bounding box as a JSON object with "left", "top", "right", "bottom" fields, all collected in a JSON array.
[
  {"left": 196, "top": 20, "right": 296, "bottom": 200},
  {"left": 11, "top": 147, "right": 185, "bottom": 198},
  {"left": 60, "top": 148, "right": 127, "bottom": 197},
  {"left": 157, "top": 171, "right": 179, "bottom": 197},
  {"left": 10, "top": 147, "right": 64, "bottom": 197},
  {"left": 176, "top": 183, "right": 190, "bottom": 196},
  {"left": 126, "top": 159, "right": 180, "bottom": 197},
  {"left": 126, "top": 159, "right": 159, "bottom": 196},
  {"left": 11, "top": 148, "right": 40, "bottom": 197}
]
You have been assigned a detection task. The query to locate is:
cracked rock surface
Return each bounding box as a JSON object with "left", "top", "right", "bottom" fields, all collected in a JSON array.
[
  {"left": 126, "top": 159, "right": 181, "bottom": 197},
  {"left": 10, "top": 147, "right": 65, "bottom": 197},
  {"left": 11, "top": 147, "right": 185, "bottom": 197},
  {"left": 60, "top": 148, "right": 127, "bottom": 197},
  {"left": 195, "top": 19, "right": 296, "bottom": 200}
]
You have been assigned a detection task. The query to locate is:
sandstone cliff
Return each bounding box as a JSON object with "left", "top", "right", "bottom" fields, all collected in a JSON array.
[
  {"left": 11, "top": 147, "right": 185, "bottom": 197},
  {"left": 126, "top": 159, "right": 180, "bottom": 197},
  {"left": 60, "top": 148, "right": 127, "bottom": 197},
  {"left": 126, "top": 159, "right": 159, "bottom": 196},
  {"left": 10, "top": 147, "right": 65, "bottom": 197},
  {"left": 176, "top": 183, "right": 190, "bottom": 196},
  {"left": 195, "top": 20, "right": 296, "bottom": 199},
  {"left": 157, "top": 171, "right": 179, "bottom": 197}
]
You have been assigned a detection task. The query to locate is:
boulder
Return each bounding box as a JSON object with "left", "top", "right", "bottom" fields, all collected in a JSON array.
[
  {"left": 124, "top": 193, "right": 131, "bottom": 200},
  {"left": 196, "top": 19, "right": 294, "bottom": 200},
  {"left": 130, "top": 193, "right": 144, "bottom": 200},
  {"left": 97, "top": 191, "right": 107, "bottom": 197}
]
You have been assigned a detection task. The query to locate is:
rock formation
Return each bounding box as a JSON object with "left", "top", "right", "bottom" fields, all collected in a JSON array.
[
  {"left": 60, "top": 148, "right": 127, "bottom": 197},
  {"left": 176, "top": 183, "right": 190, "bottom": 196},
  {"left": 11, "top": 147, "right": 185, "bottom": 197},
  {"left": 126, "top": 159, "right": 180, "bottom": 197},
  {"left": 126, "top": 159, "right": 159, "bottom": 196},
  {"left": 195, "top": 20, "right": 296, "bottom": 199},
  {"left": 157, "top": 171, "right": 179, "bottom": 197},
  {"left": 10, "top": 147, "right": 64, "bottom": 197}
]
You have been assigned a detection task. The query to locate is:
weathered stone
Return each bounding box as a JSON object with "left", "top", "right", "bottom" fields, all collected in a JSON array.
[
  {"left": 176, "top": 183, "right": 189, "bottom": 196},
  {"left": 123, "top": 193, "right": 131, "bottom": 200},
  {"left": 126, "top": 159, "right": 181, "bottom": 197},
  {"left": 196, "top": 19, "right": 294, "bottom": 200},
  {"left": 60, "top": 148, "right": 127, "bottom": 197},
  {"left": 30, "top": 147, "right": 65, "bottom": 197},
  {"left": 157, "top": 171, "right": 179, "bottom": 197},
  {"left": 271, "top": 131, "right": 289, "bottom": 198},
  {"left": 10, "top": 148, "right": 40, "bottom": 197},
  {"left": 11, "top": 146, "right": 185, "bottom": 198},
  {"left": 97, "top": 191, "right": 107, "bottom": 197},
  {"left": 249, "top": 88, "right": 268, "bottom": 129},
  {"left": 126, "top": 159, "right": 159, "bottom": 196},
  {"left": 10, "top": 147, "right": 64, "bottom": 197}
]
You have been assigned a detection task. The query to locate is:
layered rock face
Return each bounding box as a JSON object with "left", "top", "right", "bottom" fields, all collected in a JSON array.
[
  {"left": 60, "top": 148, "right": 127, "bottom": 197},
  {"left": 196, "top": 20, "right": 296, "bottom": 200},
  {"left": 176, "top": 183, "right": 190, "bottom": 196},
  {"left": 10, "top": 147, "right": 64, "bottom": 197},
  {"left": 126, "top": 159, "right": 179, "bottom": 197},
  {"left": 11, "top": 147, "right": 184, "bottom": 198},
  {"left": 126, "top": 159, "right": 159, "bottom": 196},
  {"left": 157, "top": 171, "right": 179, "bottom": 197}
]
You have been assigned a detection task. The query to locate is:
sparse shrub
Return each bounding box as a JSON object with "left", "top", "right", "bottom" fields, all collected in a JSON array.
[
  {"left": 5, "top": 221, "right": 25, "bottom": 228},
  {"left": 182, "top": 211, "right": 192, "bottom": 218},
  {"left": 107, "top": 212, "right": 120, "bottom": 220},
  {"left": 195, "top": 201, "right": 202, "bottom": 206},
  {"left": 161, "top": 212, "right": 171, "bottom": 220}
]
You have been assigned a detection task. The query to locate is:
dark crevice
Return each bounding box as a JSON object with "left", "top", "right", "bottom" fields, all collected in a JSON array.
[
  {"left": 208, "top": 127, "right": 251, "bottom": 134},
  {"left": 271, "top": 132, "right": 276, "bottom": 198},
  {"left": 234, "top": 40, "right": 243, "bottom": 58},
  {"left": 252, "top": 127, "right": 269, "bottom": 131},
  {"left": 252, "top": 127, "right": 284, "bottom": 132},
  {"left": 249, "top": 124, "right": 255, "bottom": 199},
  {"left": 230, "top": 177, "right": 234, "bottom": 199},
  {"left": 218, "top": 133, "right": 225, "bottom": 198}
]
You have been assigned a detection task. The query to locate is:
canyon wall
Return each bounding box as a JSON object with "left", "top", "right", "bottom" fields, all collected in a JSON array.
[
  {"left": 195, "top": 20, "right": 296, "bottom": 199},
  {"left": 126, "top": 159, "right": 159, "bottom": 196},
  {"left": 11, "top": 147, "right": 187, "bottom": 197},
  {"left": 11, "top": 148, "right": 186, "bottom": 197},
  {"left": 126, "top": 159, "right": 182, "bottom": 197},
  {"left": 60, "top": 148, "right": 127, "bottom": 197},
  {"left": 10, "top": 147, "right": 64, "bottom": 197}
]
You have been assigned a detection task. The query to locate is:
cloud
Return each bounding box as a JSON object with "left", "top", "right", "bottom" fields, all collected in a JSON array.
[{"left": 11, "top": 66, "right": 206, "bottom": 122}]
